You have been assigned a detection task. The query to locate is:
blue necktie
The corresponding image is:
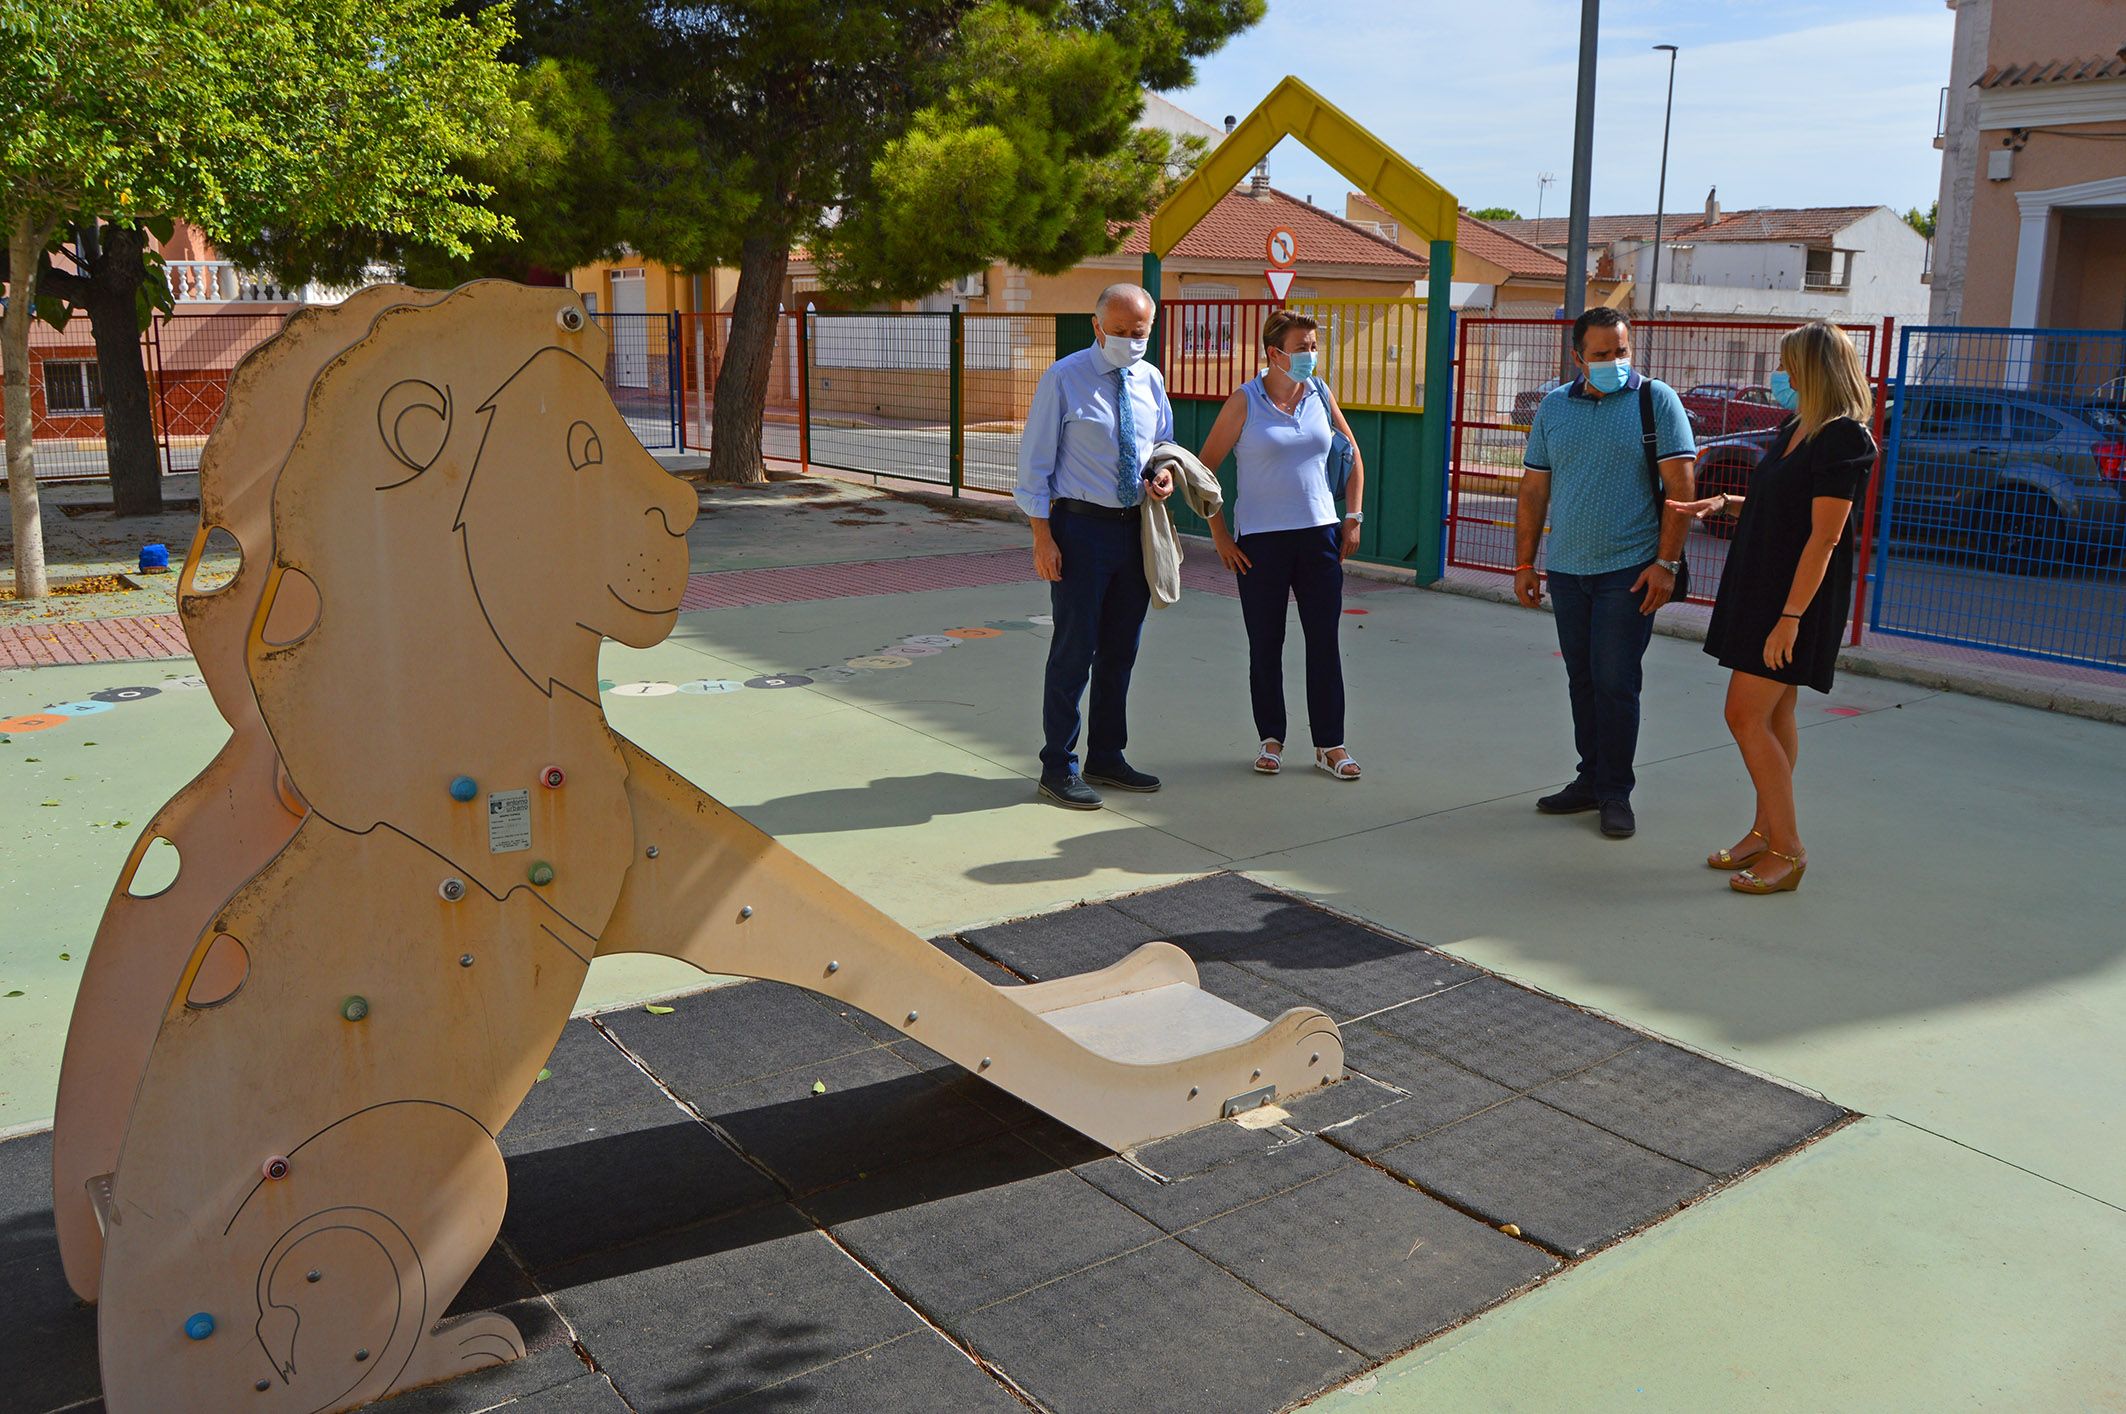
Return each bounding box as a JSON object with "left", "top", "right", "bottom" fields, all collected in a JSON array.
[{"left": 1114, "top": 365, "right": 1141, "bottom": 507}]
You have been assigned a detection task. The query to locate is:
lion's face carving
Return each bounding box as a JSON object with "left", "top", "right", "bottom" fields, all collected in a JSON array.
[{"left": 457, "top": 348, "right": 698, "bottom": 692}]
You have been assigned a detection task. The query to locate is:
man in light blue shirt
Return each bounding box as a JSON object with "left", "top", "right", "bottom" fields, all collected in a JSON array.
[
  {"left": 1513, "top": 306, "right": 1696, "bottom": 839},
  {"left": 1016, "top": 283, "right": 1176, "bottom": 809}
]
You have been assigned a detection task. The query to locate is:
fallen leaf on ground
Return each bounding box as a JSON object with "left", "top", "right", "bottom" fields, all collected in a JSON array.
[
  {"left": 811, "top": 1080, "right": 826, "bottom": 1095},
  {"left": 644, "top": 1004, "right": 675, "bottom": 1015},
  {"left": 535, "top": 1067, "right": 552, "bottom": 1082}
]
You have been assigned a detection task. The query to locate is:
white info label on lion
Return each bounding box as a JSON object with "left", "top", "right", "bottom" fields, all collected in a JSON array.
[{"left": 487, "top": 789, "right": 532, "bottom": 854}]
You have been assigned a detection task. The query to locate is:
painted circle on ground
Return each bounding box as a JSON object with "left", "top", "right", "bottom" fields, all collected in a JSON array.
[
  {"left": 845, "top": 656, "right": 913, "bottom": 671},
  {"left": 610, "top": 682, "right": 678, "bottom": 697},
  {"left": 890, "top": 644, "right": 942, "bottom": 658},
  {"left": 900, "top": 635, "right": 958, "bottom": 649},
  {"left": 677, "top": 679, "right": 745, "bottom": 694},
  {"left": 597, "top": 678, "right": 616, "bottom": 692},
  {"left": 90, "top": 686, "right": 162, "bottom": 703},
  {"left": 1026, "top": 614, "right": 1054, "bottom": 626},
  {"left": 0, "top": 713, "right": 70, "bottom": 733},
  {"left": 807, "top": 666, "right": 863, "bottom": 683},
  {"left": 745, "top": 674, "right": 815, "bottom": 689},
  {"left": 47, "top": 701, "right": 115, "bottom": 717},
  {"left": 161, "top": 675, "right": 208, "bottom": 690},
  {"left": 984, "top": 619, "right": 1036, "bottom": 631},
  {"left": 1823, "top": 706, "right": 1864, "bottom": 717},
  {"left": 1342, "top": 608, "right": 1369, "bottom": 615},
  {"left": 943, "top": 627, "right": 1002, "bottom": 640}
]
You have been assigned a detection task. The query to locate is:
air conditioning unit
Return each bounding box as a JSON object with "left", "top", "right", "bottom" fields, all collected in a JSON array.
[{"left": 951, "top": 272, "right": 986, "bottom": 299}]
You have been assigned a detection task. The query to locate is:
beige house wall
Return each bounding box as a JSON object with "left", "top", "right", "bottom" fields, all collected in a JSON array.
[{"left": 1962, "top": 123, "right": 2126, "bottom": 327}]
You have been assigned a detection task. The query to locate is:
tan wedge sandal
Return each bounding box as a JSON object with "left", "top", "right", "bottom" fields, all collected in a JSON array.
[
  {"left": 1707, "top": 829, "right": 1769, "bottom": 871},
  {"left": 1730, "top": 849, "right": 1806, "bottom": 895}
]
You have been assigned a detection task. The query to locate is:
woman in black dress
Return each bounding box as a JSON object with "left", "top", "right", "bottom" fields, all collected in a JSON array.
[{"left": 1669, "top": 322, "right": 1877, "bottom": 895}]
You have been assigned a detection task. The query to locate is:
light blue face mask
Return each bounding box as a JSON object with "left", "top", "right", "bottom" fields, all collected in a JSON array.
[
  {"left": 1769, "top": 370, "right": 1799, "bottom": 411},
  {"left": 1586, "top": 358, "right": 1631, "bottom": 394},
  {"left": 1283, "top": 350, "right": 1318, "bottom": 381}
]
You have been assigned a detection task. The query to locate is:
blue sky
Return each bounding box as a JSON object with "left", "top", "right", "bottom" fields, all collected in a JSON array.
[{"left": 1165, "top": 0, "right": 1955, "bottom": 223}]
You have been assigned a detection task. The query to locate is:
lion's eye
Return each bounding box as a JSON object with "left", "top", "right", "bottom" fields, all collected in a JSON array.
[{"left": 568, "top": 420, "right": 603, "bottom": 471}]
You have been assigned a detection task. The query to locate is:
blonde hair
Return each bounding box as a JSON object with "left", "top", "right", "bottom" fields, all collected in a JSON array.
[{"left": 1780, "top": 321, "right": 1872, "bottom": 441}]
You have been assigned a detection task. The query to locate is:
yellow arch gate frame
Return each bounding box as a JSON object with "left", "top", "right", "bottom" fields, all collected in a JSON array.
[{"left": 1143, "top": 77, "right": 1459, "bottom": 578}]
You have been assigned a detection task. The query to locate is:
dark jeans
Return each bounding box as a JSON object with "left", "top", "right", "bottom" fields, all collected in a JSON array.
[
  {"left": 1236, "top": 524, "right": 1345, "bottom": 748},
  {"left": 1040, "top": 507, "right": 1152, "bottom": 779},
  {"left": 1547, "top": 561, "right": 1657, "bottom": 802}
]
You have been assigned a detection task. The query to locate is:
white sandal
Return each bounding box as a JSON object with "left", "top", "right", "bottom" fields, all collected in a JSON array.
[
  {"left": 1315, "top": 745, "right": 1361, "bottom": 781},
  {"left": 1254, "top": 740, "right": 1283, "bottom": 774}
]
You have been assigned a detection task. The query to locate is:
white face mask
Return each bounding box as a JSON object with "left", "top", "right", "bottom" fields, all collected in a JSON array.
[{"left": 1097, "top": 333, "right": 1149, "bottom": 369}]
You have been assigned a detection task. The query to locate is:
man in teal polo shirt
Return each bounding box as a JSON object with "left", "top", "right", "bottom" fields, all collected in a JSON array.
[{"left": 1513, "top": 307, "right": 1696, "bottom": 839}]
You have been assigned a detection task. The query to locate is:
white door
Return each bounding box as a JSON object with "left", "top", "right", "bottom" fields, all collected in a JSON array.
[{"left": 610, "top": 269, "right": 649, "bottom": 389}]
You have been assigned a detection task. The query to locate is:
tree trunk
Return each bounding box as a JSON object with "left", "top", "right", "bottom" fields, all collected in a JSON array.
[
  {"left": 706, "top": 233, "right": 792, "bottom": 485},
  {"left": 4, "top": 214, "right": 57, "bottom": 600},
  {"left": 80, "top": 226, "right": 162, "bottom": 516}
]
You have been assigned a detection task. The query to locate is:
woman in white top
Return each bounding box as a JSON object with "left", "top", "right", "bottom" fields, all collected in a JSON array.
[{"left": 1198, "top": 310, "right": 1366, "bottom": 779}]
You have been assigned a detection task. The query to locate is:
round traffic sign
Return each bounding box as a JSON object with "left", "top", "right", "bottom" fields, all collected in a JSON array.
[{"left": 1267, "top": 227, "right": 1297, "bottom": 268}]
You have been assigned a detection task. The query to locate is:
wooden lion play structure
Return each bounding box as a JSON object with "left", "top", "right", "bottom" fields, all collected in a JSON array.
[{"left": 48, "top": 282, "right": 1344, "bottom": 1412}]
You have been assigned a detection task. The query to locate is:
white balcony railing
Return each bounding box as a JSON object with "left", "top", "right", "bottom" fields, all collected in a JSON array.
[
  {"left": 1802, "top": 269, "right": 1851, "bottom": 292},
  {"left": 167, "top": 260, "right": 397, "bottom": 305}
]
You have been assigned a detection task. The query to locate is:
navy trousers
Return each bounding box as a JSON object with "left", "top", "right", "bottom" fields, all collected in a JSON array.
[
  {"left": 1235, "top": 524, "right": 1345, "bottom": 749},
  {"left": 1546, "top": 561, "right": 1657, "bottom": 802},
  {"left": 1040, "top": 508, "right": 1151, "bottom": 780}
]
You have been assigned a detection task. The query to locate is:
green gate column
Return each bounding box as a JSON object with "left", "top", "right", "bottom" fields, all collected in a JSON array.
[
  {"left": 1142, "top": 252, "right": 1163, "bottom": 370},
  {"left": 1416, "top": 240, "right": 1455, "bottom": 583}
]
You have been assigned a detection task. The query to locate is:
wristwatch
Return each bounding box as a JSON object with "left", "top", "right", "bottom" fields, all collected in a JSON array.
[
  {"left": 1345, "top": 511, "right": 1365, "bottom": 524},
  {"left": 1654, "top": 557, "right": 1681, "bottom": 574}
]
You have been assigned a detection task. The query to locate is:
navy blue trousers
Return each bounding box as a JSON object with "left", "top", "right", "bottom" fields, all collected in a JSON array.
[
  {"left": 1546, "top": 561, "right": 1657, "bottom": 802},
  {"left": 1236, "top": 524, "right": 1345, "bottom": 749},
  {"left": 1040, "top": 508, "right": 1151, "bottom": 780}
]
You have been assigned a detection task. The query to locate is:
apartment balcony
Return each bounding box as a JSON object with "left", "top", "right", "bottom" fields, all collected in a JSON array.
[
  {"left": 167, "top": 260, "right": 397, "bottom": 306},
  {"left": 1802, "top": 270, "right": 1852, "bottom": 292}
]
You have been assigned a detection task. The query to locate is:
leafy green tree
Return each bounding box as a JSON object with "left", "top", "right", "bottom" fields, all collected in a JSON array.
[
  {"left": 1903, "top": 201, "right": 1937, "bottom": 240},
  {"left": 2, "top": 0, "right": 517, "bottom": 596},
  {"left": 1470, "top": 206, "right": 1522, "bottom": 222},
  {"left": 510, "top": 0, "right": 1263, "bottom": 484}
]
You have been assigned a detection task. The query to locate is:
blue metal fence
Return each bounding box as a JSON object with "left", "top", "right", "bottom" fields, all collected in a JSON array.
[
  {"left": 592, "top": 312, "right": 680, "bottom": 450},
  {"left": 1871, "top": 325, "right": 2126, "bottom": 670}
]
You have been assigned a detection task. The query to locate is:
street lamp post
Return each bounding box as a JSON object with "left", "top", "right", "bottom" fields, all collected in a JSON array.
[{"left": 1648, "top": 44, "right": 1680, "bottom": 326}]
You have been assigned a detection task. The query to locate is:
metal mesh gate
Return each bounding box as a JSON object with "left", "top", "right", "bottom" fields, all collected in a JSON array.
[
  {"left": 1450, "top": 316, "right": 1889, "bottom": 618},
  {"left": 1870, "top": 325, "right": 2126, "bottom": 670},
  {"left": 592, "top": 312, "right": 678, "bottom": 449}
]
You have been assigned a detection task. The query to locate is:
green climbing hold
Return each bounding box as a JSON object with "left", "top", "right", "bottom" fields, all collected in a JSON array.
[
  {"left": 341, "top": 996, "right": 370, "bottom": 1022},
  {"left": 528, "top": 861, "right": 555, "bottom": 886}
]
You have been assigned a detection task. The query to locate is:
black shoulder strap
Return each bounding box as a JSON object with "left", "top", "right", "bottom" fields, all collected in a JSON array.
[{"left": 1638, "top": 379, "right": 1662, "bottom": 494}]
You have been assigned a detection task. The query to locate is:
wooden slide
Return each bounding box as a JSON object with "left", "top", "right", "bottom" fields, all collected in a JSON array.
[{"left": 49, "top": 282, "right": 1343, "bottom": 1413}]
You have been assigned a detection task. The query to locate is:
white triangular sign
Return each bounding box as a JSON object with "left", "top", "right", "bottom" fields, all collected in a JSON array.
[{"left": 1264, "top": 268, "right": 1295, "bottom": 301}]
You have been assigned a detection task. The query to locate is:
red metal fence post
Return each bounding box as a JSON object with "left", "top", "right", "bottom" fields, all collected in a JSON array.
[
  {"left": 1850, "top": 314, "right": 1895, "bottom": 646},
  {"left": 1446, "top": 310, "right": 1473, "bottom": 569}
]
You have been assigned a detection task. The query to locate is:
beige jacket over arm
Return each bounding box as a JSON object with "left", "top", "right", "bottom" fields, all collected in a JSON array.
[{"left": 1140, "top": 441, "right": 1225, "bottom": 608}]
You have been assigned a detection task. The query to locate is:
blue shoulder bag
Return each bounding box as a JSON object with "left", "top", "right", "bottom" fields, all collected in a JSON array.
[{"left": 1313, "top": 376, "right": 1355, "bottom": 500}]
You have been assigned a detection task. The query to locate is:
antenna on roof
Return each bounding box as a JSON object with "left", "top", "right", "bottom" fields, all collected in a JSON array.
[{"left": 1536, "top": 172, "right": 1556, "bottom": 226}]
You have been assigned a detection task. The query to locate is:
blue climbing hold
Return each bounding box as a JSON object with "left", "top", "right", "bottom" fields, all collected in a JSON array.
[
  {"left": 139, "top": 544, "right": 171, "bottom": 574},
  {"left": 184, "top": 1311, "right": 215, "bottom": 1340},
  {"left": 448, "top": 774, "right": 478, "bottom": 802}
]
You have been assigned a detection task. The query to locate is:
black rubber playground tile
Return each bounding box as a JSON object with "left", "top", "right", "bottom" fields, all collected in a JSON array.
[
  {"left": 959, "top": 900, "right": 1163, "bottom": 980},
  {"left": 1107, "top": 870, "right": 1333, "bottom": 955},
  {"left": 1367, "top": 974, "right": 1643, "bottom": 1090},
  {"left": 709, "top": 1330, "right": 1025, "bottom": 1413},
  {"left": 597, "top": 979, "right": 881, "bottom": 1100},
  {"left": 1375, "top": 1098, "right": 1718, "bottom": 1257},
  {"left": 542, "top": 1203, "right": 927, "bottom": 1413},
  {"left": 946, "top": 1238, "right": 1366, "bottom": 1414},
  {"left": 694, "top": 1044, "right": 1012, "bottom": 1196},
  {"left": 1176, "top": 1163, "right": 1559, "bottom": 1359},
  {"left": 1079, "top": 1127, "right": 1352, "bottom": 1233},
  {"left": 805, "top": 1131, "right": 1164, "bottom": 1315},
  {"left": 1534, "top": 1040, "right": 1847, "bottom": 1176},
  {"left": 1224, "top": 917, "right": 1481, "bottom": 1021},
  {"left": 0, "top": 1133, "right": 103, "bottom": 1414}
]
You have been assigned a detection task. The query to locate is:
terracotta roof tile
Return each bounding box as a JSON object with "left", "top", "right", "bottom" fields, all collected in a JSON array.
[
  {"left": 1977, "top": 52, "right": 2126, "bottom": 87},
  {"left": 1495, "top": 214, "right": 1699, "bottom": 246},
  {"left": 1687, "top": 206, "right": 1881, "bottom": 244},
  {"left": 1117, "top": 188, "right": 1426, "bottom": 273},
  {"left": 1450, "top": 212, "right": 1567, "bottom": 280}
]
